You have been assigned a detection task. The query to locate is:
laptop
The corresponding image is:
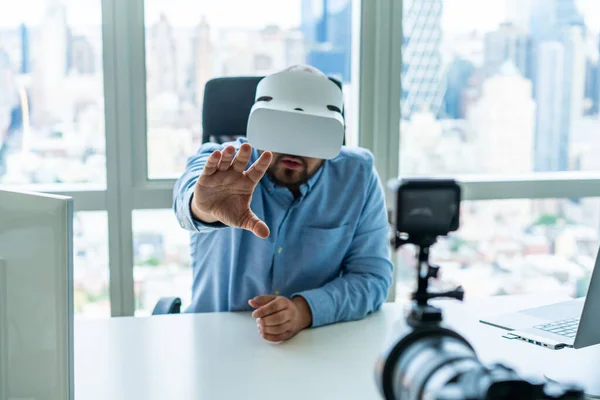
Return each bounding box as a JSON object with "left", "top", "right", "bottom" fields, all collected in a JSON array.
[{"left": 480, "top": 245, "right": 600, "bottom": 350}]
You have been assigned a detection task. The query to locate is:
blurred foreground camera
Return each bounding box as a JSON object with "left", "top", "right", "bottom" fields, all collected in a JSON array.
[{"left": 376, "top": 179, "right": 584, "bottom": 400}]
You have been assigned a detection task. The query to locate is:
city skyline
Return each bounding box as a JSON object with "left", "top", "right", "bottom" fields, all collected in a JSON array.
[
  {"left": 1, "top": 0, "right": 600, "bottom": 316},
  {"left": 1, "top": 0, "right": 599, "bottom": 34},
  {"left": 2, "top": 0, "right": 600, "bottom": 180}
]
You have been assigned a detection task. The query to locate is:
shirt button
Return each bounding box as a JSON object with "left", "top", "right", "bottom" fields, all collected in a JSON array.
[
  {"left": 277, "top": 247, "right": 283, "bottom": 254},
  {"left": 274, "top": 290, "right": 280, "bottom": 296}
]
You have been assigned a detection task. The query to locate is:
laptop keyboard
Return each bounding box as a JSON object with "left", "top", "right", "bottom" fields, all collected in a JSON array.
[{"left": 534, "top": 318, "right": 580, "bottom": 338}]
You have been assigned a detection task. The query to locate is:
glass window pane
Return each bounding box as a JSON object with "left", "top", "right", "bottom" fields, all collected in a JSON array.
[
  {"left": 132, "top": 209, "right": 192, "bottom": 316},
  {"left": 145, "top": 0, "right": 360, "bottom": 179},
  {"left": 0, "top": 1, "right": 106, "bottom": 186},
  {"left": 395, "top": 198, "right": 599, "bottom": 301},
  {"left": 74, "top": 211, "right": 110, "bottom": 318},
  {"left": 400, "top": 0, "right": 600, "bottom": 176}
]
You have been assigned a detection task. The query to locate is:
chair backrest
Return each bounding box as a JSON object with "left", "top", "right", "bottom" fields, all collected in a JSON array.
[{"left": 201, "top": 76, "right": 344, "bottom": 144}]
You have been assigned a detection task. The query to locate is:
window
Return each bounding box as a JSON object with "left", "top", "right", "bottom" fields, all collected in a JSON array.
[
  {"left": 73, "top": 211, "right": 109, "bottom": 318},
  {"left": 0, "top": 2, "right": 110, "bottom": 314},
  {"left": 400, "top": 0, "right": 600, "bottom": 176},
  {"left": 254, "top": 54, "right": 274, "bottom": 72},
  {"left": 0, "top": 0, "right": 367, "bottom": 318},
  {"left": 395, "top": 198, "right": 599, "bottom": 301},
  {"left": 394, "top": 0, "right": 600, "bottom": 303},
  {"left": 144, "top": 0, "right": 359, "bottom": 179},
  {"left": 0, "top": 0, "right": 105, "bottom": 186},
  {"left": 19, "top": 0, "right": 599, "bottom": 317},
  {"left": 133, "top": 209, "right": 192, "bottom": 316}
]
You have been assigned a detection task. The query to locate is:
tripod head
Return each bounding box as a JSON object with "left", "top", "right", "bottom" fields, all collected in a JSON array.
[{"left": 390, "top": 179, "right": 463, "bottom": 327}]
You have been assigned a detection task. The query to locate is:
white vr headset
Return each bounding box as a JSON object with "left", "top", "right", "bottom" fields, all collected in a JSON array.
[{"left": 246, "top": 70, "right": 345, "bottom": 160}]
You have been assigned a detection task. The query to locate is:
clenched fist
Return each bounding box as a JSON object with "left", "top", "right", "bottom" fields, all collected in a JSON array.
[
  {"left": 191, "top": 143, "right": 273, "bottom": 238},
  {"left": 249, "top": 295, "right": 313, "bottom": 342}
]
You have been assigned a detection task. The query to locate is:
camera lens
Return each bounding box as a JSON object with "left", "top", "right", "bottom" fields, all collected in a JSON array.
[{"left": 378, "top": 326, "right": 478, "bottom": 400}]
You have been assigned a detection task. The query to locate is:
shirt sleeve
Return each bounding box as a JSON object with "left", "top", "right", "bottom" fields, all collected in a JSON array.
[
  {"left": 172, "top": 141, "right": 236, "bottom": 232},
  {"left": 294, "top": 165, "right": 394, "bottom": 328}
]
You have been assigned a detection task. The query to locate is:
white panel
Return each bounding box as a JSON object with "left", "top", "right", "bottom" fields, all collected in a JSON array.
[
  {"left": 0, "top": 186, "right": 106, "bottom": 212},
  {"left": 0, "top": 259, "right": 7, "bottom": 400},
  {"left": 0, "top": 190, "right": 73, "bottom": 400}
]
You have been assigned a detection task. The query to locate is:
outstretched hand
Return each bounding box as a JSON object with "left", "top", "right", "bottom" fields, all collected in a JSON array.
[{"left": 191, "top": 143, "right": 273, "bottom": 238}]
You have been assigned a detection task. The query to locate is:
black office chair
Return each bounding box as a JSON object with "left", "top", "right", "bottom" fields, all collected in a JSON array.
[{"left": 152, "top": 75, "right": 344, "bottom": 316}]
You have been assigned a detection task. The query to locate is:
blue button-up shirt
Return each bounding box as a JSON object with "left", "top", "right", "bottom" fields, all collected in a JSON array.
[{"left": 173, "top": 138, "right": 393, "bottom": 327}]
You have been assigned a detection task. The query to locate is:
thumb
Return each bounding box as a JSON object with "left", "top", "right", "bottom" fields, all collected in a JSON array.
[
  {"left": 240, "top": 210, "right": 270, "bottom": 239},
  {"left": 249, "top": 295, "right": 276, "bottom": 308}
]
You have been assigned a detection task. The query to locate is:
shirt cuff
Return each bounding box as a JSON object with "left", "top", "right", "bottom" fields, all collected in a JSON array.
[
  {"left": 293, "top": 288, "right": 334, "bottom": 328},
  {"left": 179, "top": 188, "right": 227, "bottom": 232}
]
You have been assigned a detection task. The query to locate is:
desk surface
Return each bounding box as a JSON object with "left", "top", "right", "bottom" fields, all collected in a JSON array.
[{"left": 75, "top": 295, "right": 600, "bottom": 400}]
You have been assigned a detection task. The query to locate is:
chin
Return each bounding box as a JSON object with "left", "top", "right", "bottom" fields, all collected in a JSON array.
[
  {"left": 278, "top": 177, "right": 303, "bottom": 186},
  {"left": 275, "top": 171, "right": 305, "bottom": 186}
]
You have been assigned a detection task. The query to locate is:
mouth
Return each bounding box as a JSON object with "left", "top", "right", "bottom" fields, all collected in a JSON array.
[{"left": 280, "top": 157, "right": 304, "bottom": 171}]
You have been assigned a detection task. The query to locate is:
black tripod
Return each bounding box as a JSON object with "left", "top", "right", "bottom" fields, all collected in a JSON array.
[{"left": 395, "top": 233, "right": 465, "bottom": 327}]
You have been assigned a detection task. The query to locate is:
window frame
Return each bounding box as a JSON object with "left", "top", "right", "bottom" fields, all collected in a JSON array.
[{"left": 25, "top": 0, "right": 600, "bottom": 316}]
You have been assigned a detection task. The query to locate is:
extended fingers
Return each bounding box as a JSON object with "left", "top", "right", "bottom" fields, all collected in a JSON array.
[
  {"left": 202, "top": 150, "right": 222, "bottom": 176},
  {"left": 230, "top": 143, "right": 253, "bottom": 172},
  {"left": 218, "top": 146, "right": 236, "bottom": 171},
  {"left": 245, "top": 151, "right": 273, "bottom": 183}
]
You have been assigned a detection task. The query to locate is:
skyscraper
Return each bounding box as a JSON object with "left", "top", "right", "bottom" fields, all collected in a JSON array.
[
  {"left": 584, "top": 59, "right": 597, "bottom": 115},
  {"left": 301, "top": 0, "right": 352, "bottom": 83},
  {"left": 593, "top": 34, "right": 600, "bottom": 116},
  {"left": 33, "top": 0, "right": 68, "bottom": 124},
  {"left": 530, "top": 0, "right": 584, "bottom": 43},
  {"left": 530, "top": 0, "right": 586, "bottom": 172},
  {"left": 505, "top": 0, "right": 534, "bottom": 32},
  {"left": 468, "top": 61, "right": 535, "bottom": 174},
  {"left": 284, "top": 29, "right": 306, "bottom": 69},
  {"left": 19, "top": 24, "right": 30, "bottom": 74},
  {"left": 192, "top": 16, "right": 211, "bottom": 108},
  {"left": 596, "top": 62, "right": 600, "bottom": 116},
  {"left": 561, "top": 26, "right": 586, "bottom": 124},
  {"left": 443, "top": 58, "right": 475, "bottom": 119},
  {"left": 147, "top": 14, "right": 178, "bottom": 96},
  {"left": 401, "top": 0, "right": 445, "bottom": 119},
  {"left": 534, "top": 42, "right": 565, "bottom": 172},
  {"left": 253, "top": 26, "right": 287, "bottom": 75},
  {"left": 69, "top": 36, "right": 95, "bottom": 75},
  {"left": 529, "top": 0, "right": 584, "bottom": 93},
  {"left": 484, "top": 22, "right": 533, "bottom": 80},
  {"left": 0, "top": 50, "right": 15, "bottom": 110}
]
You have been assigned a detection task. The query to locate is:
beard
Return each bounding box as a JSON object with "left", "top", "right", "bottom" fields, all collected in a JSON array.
[{"left": 266, "top": 153, "right": 311, "bottom": 189}]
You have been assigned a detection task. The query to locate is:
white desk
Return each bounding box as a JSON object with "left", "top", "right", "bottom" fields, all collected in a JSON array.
[{"left": 75, "top": 295, "right": 600, "bottom": 399}]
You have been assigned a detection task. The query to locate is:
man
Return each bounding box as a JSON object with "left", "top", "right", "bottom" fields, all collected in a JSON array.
[{"left": 173, "top": 65, "right": 393, "bottom": 342}]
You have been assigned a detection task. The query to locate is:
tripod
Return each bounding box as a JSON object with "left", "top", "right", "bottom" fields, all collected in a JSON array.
[{"left": 394, "top": 233, "right": 465, "bottom": 327}]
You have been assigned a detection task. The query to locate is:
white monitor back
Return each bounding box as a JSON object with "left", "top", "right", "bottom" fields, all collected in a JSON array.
[{"left": 0, "top": 189, "right": 73, "bottom": 400}]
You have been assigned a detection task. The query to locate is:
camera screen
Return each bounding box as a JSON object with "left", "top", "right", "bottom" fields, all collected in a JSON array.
[{"left": 398, "top": 186, "right": 460, "bottom": 237}]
